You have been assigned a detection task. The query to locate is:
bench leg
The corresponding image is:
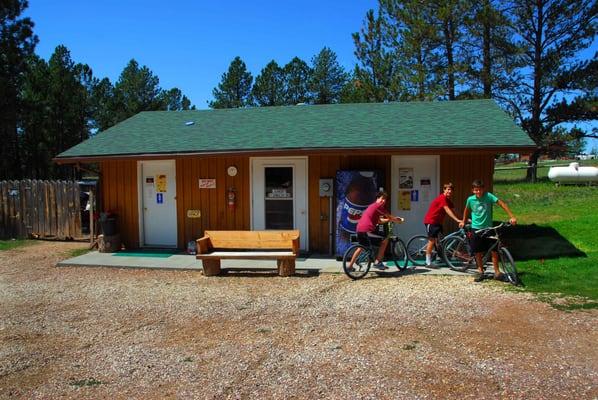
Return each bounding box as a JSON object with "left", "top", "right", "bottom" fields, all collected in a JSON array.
[
  {"left": 277, "top": 259, "right": 295, "bottom": 277},
  {"left": 202, "top": 259, "right": 221, "bottom": 276}
]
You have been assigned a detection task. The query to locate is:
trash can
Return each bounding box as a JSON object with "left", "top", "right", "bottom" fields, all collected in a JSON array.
[{"left": 100, "top": 214, "right": 118, "bottom": 236}]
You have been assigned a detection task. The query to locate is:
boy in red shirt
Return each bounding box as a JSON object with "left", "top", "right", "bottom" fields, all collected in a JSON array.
[
  {"left": 423, "top": 183, "right": 462, "bottom": 267},
  {"left": 347, "top": 191, "right": 404, "bottom": 271}
]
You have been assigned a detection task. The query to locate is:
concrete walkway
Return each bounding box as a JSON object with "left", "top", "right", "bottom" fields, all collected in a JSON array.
[{"left": 57, "top": 250, "right": 473, "bottom": 276}]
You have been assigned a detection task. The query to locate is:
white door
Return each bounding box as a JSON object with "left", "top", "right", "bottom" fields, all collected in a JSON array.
[
  {"left": 391, "top": 155, "right": 439, "bottom": 241},
  {"left": 251, "top": 157, "right": 308, "bottom": 251},
  {"left": 139, "top": 160, "right": 177, "bottom": 247}
]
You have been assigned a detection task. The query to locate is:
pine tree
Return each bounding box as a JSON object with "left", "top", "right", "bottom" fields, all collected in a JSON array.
[
  {"left": 209, "top": 56, "right": 253, "bottom": 108},
  {"left": 309, "top": 47, "right": 348, "bottom": 104},
  {"left": 379, "top": 0, "right": 442, "bottom": 100},
  {"left": 0, "top": 0, "right": 37, "bottom": 179},
  {"left": 282, "top": 57, "right": 312, "bottom": 105},
  {"left": 251, "top": 60, "right": 285, "bottom": 106},
  {"left": 505, "top": 0, "right": 596, "bottom": 179},
  {"left": 352, "top": 9, "right": 404, "bottom": 102}
]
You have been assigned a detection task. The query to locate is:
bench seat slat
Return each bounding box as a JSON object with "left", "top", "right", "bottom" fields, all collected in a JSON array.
[{"left": 197, "top": 251, "right": 295, "bottom": 260}]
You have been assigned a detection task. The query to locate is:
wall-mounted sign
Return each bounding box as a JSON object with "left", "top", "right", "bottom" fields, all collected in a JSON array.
[
  {"left": 199, "top": 178, "right": 216, "bottom": 189},
  {"left": 399, "top": 168, "right": 414, "bottom": 189},
  {"left": 156, "top": 193, "right": 164, "bottom": 204},
  {"left": 187, "top": 209, "right": 201, "bottom": 218},
  {"left": 156, "top": 174, "right": 167, "bottom": 192},
  {"left": 411, "top": 190, "right": 419, "bottom": 202},
  {"left": 399, "top": 190, "right": 411, "bottom": 210}
]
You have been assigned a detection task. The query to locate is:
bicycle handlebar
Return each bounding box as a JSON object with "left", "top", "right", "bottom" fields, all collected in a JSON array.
[{"left": 472, "top": 222, "right": 511, "bottom": 235}]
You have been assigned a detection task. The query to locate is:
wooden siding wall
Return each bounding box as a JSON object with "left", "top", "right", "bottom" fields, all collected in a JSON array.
[
  {"left": 176, "top": 156, "right": 250, "bottom": 248},
  {"left": 100, "top": 152, "right": 493, "bottom": 251},
  {"left": 440, "top": 153, "right": 494, "bottom": 232},
  {"left": 308, "top": 155, "right": 391, "bottom": 254},
  {"left": 100, "top": 160, "right": 139, "bottom": 248}
]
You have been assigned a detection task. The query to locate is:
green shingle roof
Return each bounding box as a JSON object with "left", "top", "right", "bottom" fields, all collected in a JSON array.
[{"left": 56, "top": 99, "right": 535, "bottom": 160}]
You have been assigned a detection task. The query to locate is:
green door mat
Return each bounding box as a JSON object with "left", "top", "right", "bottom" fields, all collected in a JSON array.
[{"left": 113, "top": 249, "right": 178, "bottom": 258}]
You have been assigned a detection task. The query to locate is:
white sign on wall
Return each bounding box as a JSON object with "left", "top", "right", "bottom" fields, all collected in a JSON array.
[{"left": 199, "top": 179, "right": 216, "bottom": 189}]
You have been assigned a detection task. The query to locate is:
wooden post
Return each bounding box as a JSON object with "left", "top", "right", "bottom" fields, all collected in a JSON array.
[
  {"left": 202, "top": 259, "right": 221, "bottom": 276},
  {"left": 277, "top": 259, "right": 295, "bottom": 277},
  {"left": 89, "top": 190, "right": 94, "bottom": 246}
]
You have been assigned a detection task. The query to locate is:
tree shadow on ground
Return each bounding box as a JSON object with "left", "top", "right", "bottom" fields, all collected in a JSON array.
[{"left": 500, "top": 223, "right": 586, "bottom": 261}]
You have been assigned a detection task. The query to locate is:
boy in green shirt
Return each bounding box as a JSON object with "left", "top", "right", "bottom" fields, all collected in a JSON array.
[{"left": 459, "top": 179, "right": 517, "bottom": 282}]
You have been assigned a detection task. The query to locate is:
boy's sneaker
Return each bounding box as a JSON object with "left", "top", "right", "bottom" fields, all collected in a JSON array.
[
  {"left": 345, "top": 266, "right": 355, "bottom": 272},
  {"left": 473, "top": 272, "right": 485, "bottom": 282},
  {"left": 373, "top": 262, "right": 388, "bottom": 271}
]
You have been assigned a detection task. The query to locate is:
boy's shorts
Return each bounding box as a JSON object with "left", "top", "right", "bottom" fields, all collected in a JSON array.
[
  {"left": 357, "top": 231, "right": 384, "bottom": 247},
  {"left": 425, "top": 223, "right": 443, "bottom": 239},
  {"left": 469, "top": 230, "right": 496, "bottom": 254}
]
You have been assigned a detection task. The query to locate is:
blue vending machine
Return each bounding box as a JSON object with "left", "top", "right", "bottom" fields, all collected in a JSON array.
[{"left": 335, "top": 170, "right": 383, "bottom": 257}]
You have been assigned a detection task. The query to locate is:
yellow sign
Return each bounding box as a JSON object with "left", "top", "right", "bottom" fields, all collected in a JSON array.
[
  {"left": 155, "top": 174, "right": 167, "bottom": 193},
  {"left": 187, "top": 210, "right": 201, "bottom": 218},
  {"left": 399, "top": 190, "right": 411, "bottom": 211}
]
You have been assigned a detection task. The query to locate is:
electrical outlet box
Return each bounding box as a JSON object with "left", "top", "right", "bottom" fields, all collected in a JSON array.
[{"left": 319, "top": 178, "right": 333, "bottom": 197}]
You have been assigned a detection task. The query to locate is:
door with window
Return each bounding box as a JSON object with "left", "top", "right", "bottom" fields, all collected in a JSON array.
[{"left": 251, "top": 158, "right": 308, "bottom": 251}]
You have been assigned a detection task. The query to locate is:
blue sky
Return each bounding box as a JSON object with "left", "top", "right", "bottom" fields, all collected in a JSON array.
[
  {"left": 26, "top": 0, "right": 377, "bottom": 108},
  {"left": 26, "top": 0, "right": 596, "bottom": 151}
]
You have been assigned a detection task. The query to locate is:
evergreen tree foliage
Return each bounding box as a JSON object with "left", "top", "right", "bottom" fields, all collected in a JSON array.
[
  {"left": 378, "top": 0, "right": 443, "bottom": 100},
  {"left": 0, "top": 0, "right": 37, "bottom": 179},
  {"left": 251, "top": 60, "right": 285, "bottom": 106},
  {"left": 282, "top": 57, "right": 312, "bottom": 105},
  {"left": 309, "top": 47, "right": 348, "bottom": 104},
  {"left": 462, "top": 0, "right": 520, "bottom": 99},
  {"left": 112, "top": 59, "right": 164, "bottom": 121},
  {"left": 352, "top": 9, "right": 404, "bottom": 102},
  {"left": 45, "top": 45, "right": 93, "bottom": 178},
  {"left": 504, "top": 0, "right": 596, "bottom": 177},
  {"left": 209, "top": 56, "right": 253, "bottom": 108}
]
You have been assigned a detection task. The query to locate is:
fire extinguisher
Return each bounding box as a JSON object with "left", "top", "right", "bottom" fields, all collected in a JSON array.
[{"left": 227, "top": 187, "right": 236, "bottom": 210}]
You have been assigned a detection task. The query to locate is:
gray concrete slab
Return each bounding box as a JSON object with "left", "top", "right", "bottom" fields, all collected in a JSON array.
[{"left": 57, "top": 251, "right": 473, "bottom": 276}]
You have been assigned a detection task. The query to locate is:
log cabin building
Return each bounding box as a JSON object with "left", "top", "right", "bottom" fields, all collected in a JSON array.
[{"left": 55, "top": 99, "right": 535, "bottom": 255}]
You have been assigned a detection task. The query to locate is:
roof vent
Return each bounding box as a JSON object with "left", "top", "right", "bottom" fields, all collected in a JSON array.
[{"left": 185, "top": 121, "right": 195, "bottom": 126}]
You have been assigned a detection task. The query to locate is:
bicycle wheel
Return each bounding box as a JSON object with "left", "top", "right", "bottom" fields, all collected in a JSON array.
[
  {"left": 342, "top": 244, "right": 372, "bottom": 280},
  {"left": 442, "top": 236, "right": 475, "bottom": 272},
  {"left": 389, "top": 238, "right": 408, "bottom": 271},
  {"left": 499, "top": 247, "right": 520, "bottom": 286},
  {"left": 406, "top": 235, "right": 429, "bottom": 266}
]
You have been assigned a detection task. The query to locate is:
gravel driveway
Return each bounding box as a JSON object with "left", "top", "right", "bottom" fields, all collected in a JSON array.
[{"left": 1, "top": 241, "right": 596, "bottom": 399}]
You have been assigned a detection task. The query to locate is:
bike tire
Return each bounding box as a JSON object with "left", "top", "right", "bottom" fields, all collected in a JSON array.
[
  {"left": 442, "top": 236, "right": 475, "bottom": 272},
  {"left": 389, "top": 238, "right": 408, "bottom": 271},
  {"left": 406, "top": 235, "right": 430, "bottom": 266},
  {"left": 342, "top": 244, "right": 372, "bottom": 280},
  {"left": 499, "top": 247, "right": 520, "bottom": 286}
]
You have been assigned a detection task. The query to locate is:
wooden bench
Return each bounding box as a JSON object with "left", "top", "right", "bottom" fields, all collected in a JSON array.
[{"left": 195, "top": 230, "right": 300, "bottom": 276}]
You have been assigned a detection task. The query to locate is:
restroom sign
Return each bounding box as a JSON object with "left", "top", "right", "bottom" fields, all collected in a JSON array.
[
  {"left": 156, "top": 193, "right": 164, "bottom": 204},
  {"left": 411, "top": 190, "right": 419, "bottom": 202}
]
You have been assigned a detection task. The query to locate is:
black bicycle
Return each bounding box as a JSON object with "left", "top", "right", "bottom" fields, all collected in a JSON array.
[
  {"left": 342, "top": 222, "right": 408, "bottom": 280},
  {"left": 406, "top": 225, "right": 474, "bottom": 271}
]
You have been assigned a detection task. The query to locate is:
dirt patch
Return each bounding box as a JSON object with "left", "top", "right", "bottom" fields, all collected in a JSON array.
[{"left": 1, "top": 241, "right": 597, "bottom": 399}]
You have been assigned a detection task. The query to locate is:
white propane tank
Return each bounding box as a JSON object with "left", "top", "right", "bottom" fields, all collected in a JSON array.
[{"left": 548, "top": 162, "right": 598, "bottom": 184}]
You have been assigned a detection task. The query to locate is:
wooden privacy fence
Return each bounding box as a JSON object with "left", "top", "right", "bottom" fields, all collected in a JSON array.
[{"left": 0, "top": 180, "right": 82, "bottom": 240}]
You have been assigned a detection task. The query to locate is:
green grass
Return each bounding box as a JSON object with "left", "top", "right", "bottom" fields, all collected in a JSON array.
[
  {"left": 492, "top": 180, "right": 597, "bottom": 309},
  {"left": 69, "top": 247, "right": 91, "bottom": 257},
  {"left": 0, "top": 239, "right": 34, "bottom": 251}
]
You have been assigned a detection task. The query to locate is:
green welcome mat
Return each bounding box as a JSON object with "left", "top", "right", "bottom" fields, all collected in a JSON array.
[{"left": 112, "top": 249, "right": 178, "bottom": 258}]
